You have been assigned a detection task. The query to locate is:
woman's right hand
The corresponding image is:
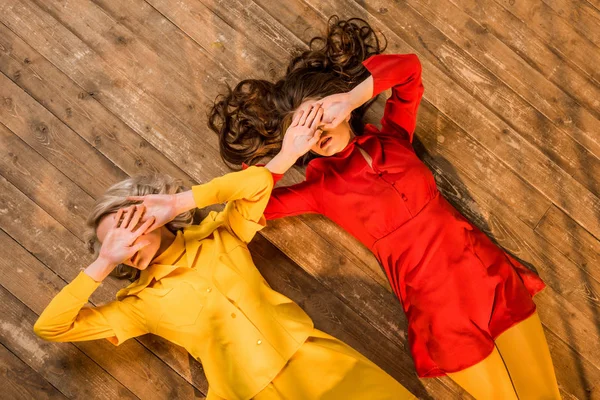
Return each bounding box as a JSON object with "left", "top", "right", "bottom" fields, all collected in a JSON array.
[{"left": 97, "top": 206, "right": 154, "bottom": 266}]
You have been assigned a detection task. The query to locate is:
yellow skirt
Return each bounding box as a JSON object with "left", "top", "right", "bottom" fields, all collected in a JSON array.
[{"left": 253, "top": 329, "right": 416, "bottom": 400}]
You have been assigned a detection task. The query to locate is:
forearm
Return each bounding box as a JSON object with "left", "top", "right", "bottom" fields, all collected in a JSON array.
[
  {"left": 34, "top": 270, "right": 103, "bottom": 341},
  {"left": 349, "top": 75, "right": 374, "bottom": 108},
  {"left": 264, "top": 151, "right": 298, "bottom": 175},
  {"left": 84, "top": 257, "right": 117, "bottom": 282},
  {"left": 191, "top": 167, "right": 274, "bottom": 209}
]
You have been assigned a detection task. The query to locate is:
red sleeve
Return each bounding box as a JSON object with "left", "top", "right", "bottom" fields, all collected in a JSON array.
[
  {"left": 264, "top": 165, "right": 323, "bottom": 220},
  {"left": 264, "top": 181, "right": 320, "bottom": 220},
  {"left": 362, "top": 54, "right": 424, "bottom": 142}
]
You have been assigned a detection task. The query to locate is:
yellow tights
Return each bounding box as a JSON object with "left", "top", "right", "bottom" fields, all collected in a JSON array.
[{"left": 447, "top": 312, "right": 560, "bottom": 399}]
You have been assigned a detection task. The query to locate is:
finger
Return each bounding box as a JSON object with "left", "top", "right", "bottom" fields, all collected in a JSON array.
[
  {"left": 304, "top": 104, "right": 321, "bottom": 126},
  {"left": 121, "top": 205, "right": 136, "bottom": 229},
  {"left": 291, "top": 110, "right": 303, "bottom": 127},
  {"left": 309, "top": 129, "right": 323, "bottom": 146},
  {"left": 131, "top": 240, "right": 151, "bottom": 253},
  {"left": 134, "top": 217, "right": 156, "bottom": 237},
  {"left": 113, "top": 208, "right": 124, "bottom": 228},
  {"left": 322, "top": 117, "right": 341, "bottom": 130},
  {"left": 309, "top": 108, "right": 324, "bottom": 130},
  {"left": 146, "top": 220, "right": 162, "bottom": 234},
  {"left": 298, "top": 105, "right": 312, "bottom": 126},
  {"left": 128, "top": 205, "right": 145, "bottom": 231}
]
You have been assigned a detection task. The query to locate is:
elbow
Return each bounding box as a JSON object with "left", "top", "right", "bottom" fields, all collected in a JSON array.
[
  {"left": 33, "top": 319, "right": 51, "bottom": 341},
  {"left": 408, "top": 53, "right": 422, "bottom": 74},
  {"left": 33, "top": 318, "right": 61, "bottom": 342}
]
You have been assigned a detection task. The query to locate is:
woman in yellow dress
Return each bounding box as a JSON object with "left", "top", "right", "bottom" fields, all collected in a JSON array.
[{"left": 33, "top": 112, "right": 415, "bottom": 400}]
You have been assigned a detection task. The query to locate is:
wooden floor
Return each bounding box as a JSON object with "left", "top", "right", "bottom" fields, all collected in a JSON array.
[{"left": 1, "top": 0, "right": 599, "bottom": 398}]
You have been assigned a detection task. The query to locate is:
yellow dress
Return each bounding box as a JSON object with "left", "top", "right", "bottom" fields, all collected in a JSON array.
[{"left": 34, "top": 167, "right": 415, "bottom": 400}]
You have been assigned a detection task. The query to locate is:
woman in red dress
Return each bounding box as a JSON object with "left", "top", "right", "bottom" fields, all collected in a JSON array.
[{"left": 210, "top": 17, "right": 560, "bottom": 399}]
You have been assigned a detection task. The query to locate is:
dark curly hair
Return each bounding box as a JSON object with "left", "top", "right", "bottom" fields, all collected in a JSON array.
[{"left": 209, "top": 16, "right": 386, "bottom": 168}]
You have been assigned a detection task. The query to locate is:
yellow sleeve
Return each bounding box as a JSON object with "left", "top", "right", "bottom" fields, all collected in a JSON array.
[
  {"left": 191, "top": 166, "right": 274, "bottom": 243},
  {"left": 34, "top": 272, "right": 148, "bottom": 346}
]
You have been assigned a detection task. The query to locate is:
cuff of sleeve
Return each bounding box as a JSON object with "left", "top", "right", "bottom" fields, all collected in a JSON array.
[
  {"left": 363, "top": 54, "right": 421, "bottom": 97},
  {"left": 226, "top": 203, "right": 267, "bottom": 243},
  {"left": 66, "top": 271, "right": 102, "bottom": 301},
  {"left": 243, "top": 162, "right": 284, "bottom": 184}
]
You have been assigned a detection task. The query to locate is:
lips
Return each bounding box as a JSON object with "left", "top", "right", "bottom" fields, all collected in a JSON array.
[{"left": 320, "top": 136, "right": 332, "bottom": 149}]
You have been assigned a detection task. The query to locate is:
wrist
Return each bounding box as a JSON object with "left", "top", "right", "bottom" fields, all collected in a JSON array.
[
  {"left": 85, "top": 257, "right": 117, "bottom": 282},
  {"left": 349, "top": 75, "right": 374, "bottom": 108},
  {"left": 266, "top": 151, "right": 297, "bottom": 175},
  {"left": 174, "top": 191, "right": 196, "bottom": 215}
]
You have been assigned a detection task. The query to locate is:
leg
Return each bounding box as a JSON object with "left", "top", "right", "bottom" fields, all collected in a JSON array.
[
  {"left": 495, "top": 312, "right": 561, "bottom": 399},
  {"left": 447, "top": 348, "right": 518, "bottom": 400},
  {"left": 254, "top": 329, "right": 416, "bottom": 400}
]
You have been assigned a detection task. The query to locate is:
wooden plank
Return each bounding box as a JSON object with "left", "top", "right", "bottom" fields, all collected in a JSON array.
[
  {"left": 0, "top": 173, "right": 203, "bottom": 398},
  {"left": 95, "top": 0, "right": 277, "bottom": 81},
  {"left": 0, "top": 22, "right": 192, "bottom": 187},
  {"left": 0, "top": 1, "right": 224, "bottom": 180},
  {"left": 493, "top": 0, "right": 600, "bottom": 84},
  {"left": 0, "top": 343, "right": 67, "bottom": 400},
  {"left": 0, "top": 271, "right": 137, "bottom": 400},
  {"left": 0, "top": 123, "right": 90, "bottom": 238},
  {"left": 196, "top": 0, "right": 305, "bottom": 61},
  {"left": 535, "top": 205, "right": 600, "bottom": 285},
  {"left": 0, "top": 67, "right": 126, "bottom": 199},
  {"left": 29, "top": 0, "right": 222, "bottom": 138},
  {"left": 543, "top": 327, "right": 600, "bottom": 400},
  {"left": 447, "top": 0, "right": 600, "bottom": 120},
  {"left": 540, "top": 0, "right": 600, "bottom": 49},
  {"left": 400, "top": 0, "right": 600, "bottom": 161}
]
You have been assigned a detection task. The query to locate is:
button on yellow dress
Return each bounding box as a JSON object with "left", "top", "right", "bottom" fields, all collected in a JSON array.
[{"left": 34, "top": 167, "right": 415, "bottom": 400}]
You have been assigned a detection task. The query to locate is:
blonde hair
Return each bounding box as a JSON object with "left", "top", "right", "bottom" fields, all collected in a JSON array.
[{"left": 86, "top": 174, "right": 195, "bottom": 281}]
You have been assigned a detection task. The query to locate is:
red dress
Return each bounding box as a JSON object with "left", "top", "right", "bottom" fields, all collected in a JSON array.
[{"left": 263, "top": 54, "right": 546, "bottom": 377}]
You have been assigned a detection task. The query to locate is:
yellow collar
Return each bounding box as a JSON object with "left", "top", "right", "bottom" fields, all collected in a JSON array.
[{"left": 116, "top": 212, "right": 224, "bottom": 299}]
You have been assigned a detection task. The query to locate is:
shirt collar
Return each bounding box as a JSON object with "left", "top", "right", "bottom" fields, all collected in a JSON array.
[{"left": 151, "top": 230, "right": 185, "bottom": 266}]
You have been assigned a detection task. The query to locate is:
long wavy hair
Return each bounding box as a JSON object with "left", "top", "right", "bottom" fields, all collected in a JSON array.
[
  {"left": 209, "top": 16, "right": 386, "bottom": 168},
  {"left": 86, "top": 174, "right": 195, "bottom": 281}
]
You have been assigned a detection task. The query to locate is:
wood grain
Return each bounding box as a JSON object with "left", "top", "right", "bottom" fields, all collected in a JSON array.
[
  {"left": 1, "top": 0, "right": 599, "bottom": 398},
  {"left": 0, "top": 343, "right": 67, "bottom": 400}
]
